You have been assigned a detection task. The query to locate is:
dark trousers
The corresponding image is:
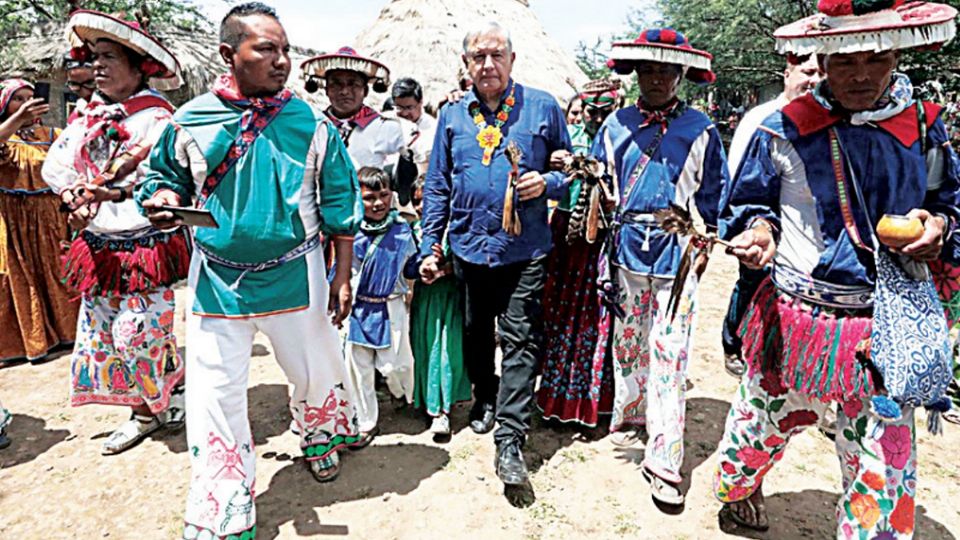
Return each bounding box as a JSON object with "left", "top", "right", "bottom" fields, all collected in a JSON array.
[
  {"left": 454, "top": 256, "right": 546, "bottom": 446},
  {"left": 721, "top": 263, "right": 770, "bottom": 355}
]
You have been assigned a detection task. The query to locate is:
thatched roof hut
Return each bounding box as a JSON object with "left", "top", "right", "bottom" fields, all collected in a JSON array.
[
  {"left": 1, "top": 22, "right": 328, "bottom": 127},
  {"left": 353, "top": 0, "right": 587, "bottom": 108}
]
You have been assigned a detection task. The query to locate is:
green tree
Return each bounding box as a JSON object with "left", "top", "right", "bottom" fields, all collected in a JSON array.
[
  {"left": 655, "top": 0, "right": 960, "bottom": 97},
  {"left": 0, "top": 0, "right": 211, "bottom": 41}
]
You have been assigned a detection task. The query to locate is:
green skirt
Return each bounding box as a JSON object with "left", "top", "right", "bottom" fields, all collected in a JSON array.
[{"left": 410, "top": 277, "right": 472, "bottom": 416}]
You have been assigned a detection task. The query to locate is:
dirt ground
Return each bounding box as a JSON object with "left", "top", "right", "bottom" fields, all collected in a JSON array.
[{"left": 1, "top": 253, "right": 958, "bottom": 539}]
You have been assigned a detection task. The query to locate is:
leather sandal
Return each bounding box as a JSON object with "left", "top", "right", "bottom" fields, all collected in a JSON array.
[{"left": 101, "top": 414, "right": 161, "bottom": 455}]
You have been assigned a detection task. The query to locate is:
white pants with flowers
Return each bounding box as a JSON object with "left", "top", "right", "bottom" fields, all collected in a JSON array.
[
  {"left": 611, "top": 270, "right": 699, "bottom": 483},
  {"left": 714, "top": 369, "right": 918, "bottom": 539},
  {"left": 183, "top": 249, "right": 359, "bottom": 540}
]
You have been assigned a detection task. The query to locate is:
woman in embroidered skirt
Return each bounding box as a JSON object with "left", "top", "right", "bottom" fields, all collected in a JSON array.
[
  {"left": 0, "top": 79, "right": 79, "bottom": 364},
  {"left": 42, "top": 10, "right": 189, "bottom": 455},
  {"left": 536, "top": 79, "right": 621, "bottom": 427},
  {"left": 409, "top": 177, "right": 471, "bottom": 436}
]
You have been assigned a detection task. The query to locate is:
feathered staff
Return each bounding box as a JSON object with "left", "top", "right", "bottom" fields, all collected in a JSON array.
[
  {"left": 502, "top": 141, "right": 523, "bottom": 236},
  {"left": 654, "top": 204, "right": 734, "bottom": 322},
  {"left": 562, "top": 154, "right": 610, "bottom": 245}
]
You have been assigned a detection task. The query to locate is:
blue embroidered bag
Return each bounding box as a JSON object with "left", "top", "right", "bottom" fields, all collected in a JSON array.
[{"left": 831, "top": 128, "right": 952, "bottom": 432}]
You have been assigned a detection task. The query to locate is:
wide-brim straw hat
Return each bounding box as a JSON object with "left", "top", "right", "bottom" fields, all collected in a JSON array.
[
  {"left": 66, "top": 10, "right": 182, "bottom": 91},
  {"left": 301, "top": 47, "right": 391, "bottom": 93},
  {"left": 608, "top": 28, "right": 715, "bottom": 85},
  {"left": 774, "top": 0, "right": 957, "bottom": 56}
]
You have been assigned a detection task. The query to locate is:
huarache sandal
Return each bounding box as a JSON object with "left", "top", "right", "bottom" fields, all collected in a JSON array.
[
  {"left": 309, "top": 451, "right": 340, "bottom": 483},
  {"left": 101, "top": 413, "right": 162, "bottom": 455},
  {"left": 720, "top": 490, "right": 770, "bottom": 532},
  {"left": 164, "top": 386, "right": 186, "bottom": 431},
  {"left": 610, "top": 427, "right": 643, "bottom": 448},
  {"left": 348, "top": 426, "right": 380, "bottom": 450},
  {"left": 642, "top": 467, "right": 685, "bottom": 506}
]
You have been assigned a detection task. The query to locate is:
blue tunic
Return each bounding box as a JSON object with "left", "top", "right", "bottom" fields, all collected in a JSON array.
[
  {"left": 720, "top": 94, "right": 960, "bottom": 289},
  {"left": 591, "top": 105, "right": 728, "bottom": 277},
  {"left": 348, "top": 219, "right": 418, "bottom": 348}
]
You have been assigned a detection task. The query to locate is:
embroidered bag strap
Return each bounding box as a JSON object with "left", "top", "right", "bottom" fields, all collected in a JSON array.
[
  {"left": 196, "top": 96, "right": 291, "bottom": 208},
  {"left": 829, "top": 128, "right": 876, "bottom": 253},
  {"left": 916, "top": 101, "right": 928, "bottom": 154}
]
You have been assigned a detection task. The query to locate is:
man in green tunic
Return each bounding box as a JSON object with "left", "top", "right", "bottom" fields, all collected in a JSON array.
[{"left": 137, "top": 4, "right": 362, "bottom": 539}]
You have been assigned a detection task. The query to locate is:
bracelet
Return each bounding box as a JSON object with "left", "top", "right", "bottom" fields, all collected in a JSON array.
[{"left": 113, "top": 187, "right": 127, "bottom": 203}]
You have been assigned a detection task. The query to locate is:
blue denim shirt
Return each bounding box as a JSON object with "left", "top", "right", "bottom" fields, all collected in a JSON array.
[{"left": 420, "top": 81, "right": 571, "bottom": 266}]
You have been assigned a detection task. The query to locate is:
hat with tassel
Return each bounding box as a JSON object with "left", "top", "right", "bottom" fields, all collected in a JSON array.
[{"left": 774, "top": 0, "right": 957, "bottom": 56}]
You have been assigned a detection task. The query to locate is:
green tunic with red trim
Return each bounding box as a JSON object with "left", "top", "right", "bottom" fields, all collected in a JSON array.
[{"left": 137, "top": 91, "right": 361, "bottom": 318}]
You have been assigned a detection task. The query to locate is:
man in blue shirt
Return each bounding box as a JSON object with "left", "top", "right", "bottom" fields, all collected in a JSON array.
[{"left": 419, "top": 21, "right": 570, "bottom": 486}]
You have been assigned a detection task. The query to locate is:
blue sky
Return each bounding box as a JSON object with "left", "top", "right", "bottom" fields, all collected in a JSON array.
[{"left": 200, "top": 0, "right": 659, "bottom": 56}]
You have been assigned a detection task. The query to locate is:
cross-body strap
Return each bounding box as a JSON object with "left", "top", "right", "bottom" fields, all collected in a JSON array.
[{"left": 829, "top": 127, "right": 878, "bottom": 254}]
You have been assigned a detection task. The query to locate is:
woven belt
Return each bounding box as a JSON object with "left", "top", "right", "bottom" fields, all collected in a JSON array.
[
  {"left": 356, "top": 294, "right": 392, "bottom": 304},
  {"left": 0, "top": 186, "right": 52, "bottom": 196},
  {"left": 199, "top": 235, "right": 321, "bottom": 290},
  {"left": 773, "top": 264, "right": 873, "bottom": 310}
]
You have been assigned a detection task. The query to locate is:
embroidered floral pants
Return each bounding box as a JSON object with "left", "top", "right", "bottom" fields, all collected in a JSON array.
[
  {"left": 0, "top": 396, "right": 10, "bottom": 432},
  {"left": 611, "top": 270, "right": 699, "bottom": 483},
  {"left": 70, "top": 288, "right": 182, "bottom": 414},
  {"left": 715, "top": 370, "right": 918, "bottom": 539},
  {"left": 183, "top": 251, "right": 360, "bottom": 540}
]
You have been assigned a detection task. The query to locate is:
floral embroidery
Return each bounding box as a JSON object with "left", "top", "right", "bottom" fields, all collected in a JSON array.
[
  {"left": 849, "top": 492, "right": 881, "bottom": 530},
  {"left": 889, "top": 494, "right": 915, "bottom": 534},
  {"left": 879, "top": 424, "right": 911, "bottom": 470}
]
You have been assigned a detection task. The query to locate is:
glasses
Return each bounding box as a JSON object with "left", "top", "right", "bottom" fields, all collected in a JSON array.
[{"left": 67, "top": 80, "right": 97, "bottom": 90}]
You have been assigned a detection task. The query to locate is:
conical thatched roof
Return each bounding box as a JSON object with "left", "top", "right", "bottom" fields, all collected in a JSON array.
[
  {"left": 1, "top": 22, "right": 327, "bottom": 108},
  {"left": 353, "top": 0, "right": 587, "bottom": 108}
]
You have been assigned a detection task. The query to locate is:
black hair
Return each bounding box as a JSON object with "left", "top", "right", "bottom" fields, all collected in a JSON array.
[
  {"left": 391, "top": 77, "right": 422, "bottom": 102},
  {"left": 382, "top": 97, "right": 395, "bottom": 112},
  {"left": 564, "top": 94, "right": 581, "bottom": 116},
  {"left": 220, "top": 2, "right": 279, "bottom": 49},
  {"left": 358, "top": 167, "right": 391, "bottom": 191}
]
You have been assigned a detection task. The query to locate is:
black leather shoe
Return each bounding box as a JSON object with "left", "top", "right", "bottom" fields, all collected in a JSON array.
[
  {"left": 469, "top": 402, "right": 496, "bottom": 434},
  {"left": 495, "top": 440, "right": 528, "bottom": 485}
]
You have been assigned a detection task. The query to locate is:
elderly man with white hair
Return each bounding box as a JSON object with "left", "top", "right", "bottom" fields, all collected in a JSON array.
[{"left": 419, "top": 21, "right": 571, "bottom": 486}]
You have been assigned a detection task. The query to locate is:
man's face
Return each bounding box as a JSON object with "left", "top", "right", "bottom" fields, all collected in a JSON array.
[
  {"left": 66, "top": 66, "right": 96, "bottom": 101},
  {"left": 394, "top": 96, "right": 422, "bottom": 123},
  {"left": 91, "top": 40, "right": 143, "bottom": 102},
  {"left": 783, "top": 55, "right": 822, "bottom": 101},
  {"left": 220, "top": 14, "right": 291, "bottom": 98},
  {"left": 582, "top": 102, "right": 613, "bottom": 136},
  {"left": 635, "top": 61, "right": 682, "bottom": 108},
  {"left": 462, "top": 31, "right": 514, "bottom": 101},
  {"left": 361, "top": 184, "right": 392, "bottom": 222},
  {"left": 566, "top": 98, "right": 583, "bottom": 125},
  {"left": 326, "top": 70, "right": 368, "bottom": 118},
  {"left": 822, "top": 51, "right": 897, "bottom": 112}
]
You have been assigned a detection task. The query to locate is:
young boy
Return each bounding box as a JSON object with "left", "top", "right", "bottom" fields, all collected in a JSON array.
[{"left": 346, "top": 167, "right": 419, "bottom": 446}]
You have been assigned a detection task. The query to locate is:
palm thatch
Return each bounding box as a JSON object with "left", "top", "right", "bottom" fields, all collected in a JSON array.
[
  {"left": 352, "top": 0, "right": 588, "bottom": 108},
  {"left": 0, "top": 22, "right": 327, "bottom": 126}
]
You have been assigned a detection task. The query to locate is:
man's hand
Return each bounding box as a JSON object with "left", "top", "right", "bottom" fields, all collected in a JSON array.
[
  {"left": 419, "top": 254, "right": 441, "bottom": 285},
  {"left": 516, "top": 171, "right": 546, "bottom": 201},
  {"left": 549, "top": 149, "right": 571, "bottom": 172},
  {"left": 68, "top": 203, "right": 97, "bottom": 230},
  {"left": 328, "top": 269, "right": 352, "bottom": 328},
  {"left": 9, "top": 98, "right": 49, "bottom": 129},
  {"left": 898, "top": 208, "right": 944, "bottom": 261},
  {"left": 726, "top": 222, "right": 776, "bottom": 270},
  {"left": 141, "top": 190, "right": 184, "bottom": 229}
]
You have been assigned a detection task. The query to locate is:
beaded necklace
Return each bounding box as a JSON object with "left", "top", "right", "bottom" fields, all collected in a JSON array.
[{"left": 469, "top": 82, "right": 516, "bottom": 166}]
